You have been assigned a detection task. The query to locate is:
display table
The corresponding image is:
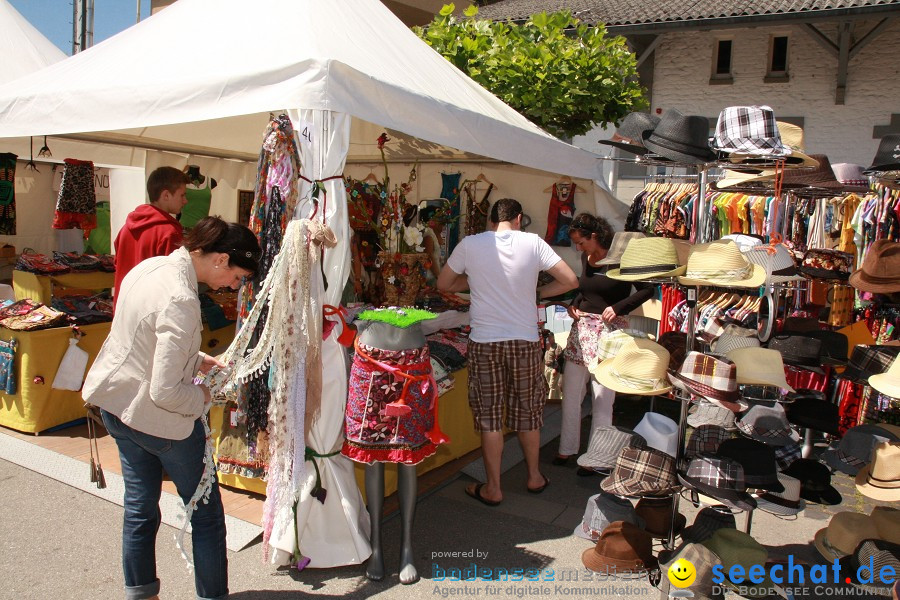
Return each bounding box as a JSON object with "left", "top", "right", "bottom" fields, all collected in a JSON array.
[
  {"left": 13, "top": 270, "right": 115, "bottom": 305},
  {"left": 0, "top": 321, "right": 111, "bottom": 434},
  {"left": 211, "top": 367, "right": 481, "bottom": 498}
]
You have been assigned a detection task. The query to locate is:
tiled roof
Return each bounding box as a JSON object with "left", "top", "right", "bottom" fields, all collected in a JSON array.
[{"left": 476, "top": 0, "right": 900, "bottom": 30}]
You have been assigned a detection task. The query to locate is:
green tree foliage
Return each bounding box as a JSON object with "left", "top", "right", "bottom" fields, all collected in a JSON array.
[{"left": 414, "top": 4, "right": 647, "bottom": 139}]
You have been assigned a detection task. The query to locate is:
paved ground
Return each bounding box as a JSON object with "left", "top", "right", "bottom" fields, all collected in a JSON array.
[{"left": 0, "top": 397, "right": 894, "bottom": 599}]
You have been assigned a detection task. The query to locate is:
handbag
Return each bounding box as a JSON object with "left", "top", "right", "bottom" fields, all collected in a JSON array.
[
  {"left": 52, "top": 335, "right": 89, "bottom": 391},
  {"left": 1, "top": 305, "right": 67, "bottom": 331},
  {"left": 798, "top": 248, "right": 853, "bottom": 280},
  {"left": 0, "top": 338, "right": 17, "bottom": 395},
  {"left": 15, "top": 248, "right": 71, "bottom": 275}
]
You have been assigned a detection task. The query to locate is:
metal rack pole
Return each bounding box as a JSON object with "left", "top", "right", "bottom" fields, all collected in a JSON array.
[{"left": 696, "top": 166, "right": 709, "bottom": 244}]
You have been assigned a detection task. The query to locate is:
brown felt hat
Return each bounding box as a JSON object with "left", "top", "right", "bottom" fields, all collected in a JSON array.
[
  {"left": 849, "top": 240, "right": 900, "bottom": 294},
  {"left": 581, "top": 521, "right": 658, "bottom": 573}
]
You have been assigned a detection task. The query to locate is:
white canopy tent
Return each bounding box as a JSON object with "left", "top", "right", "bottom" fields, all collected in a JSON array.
[
  {"left": 0, "top": 0, "right": 621, "bottom": 567},
  {"left": 0, "top": 0, "right": 66, "bottom": 84}
]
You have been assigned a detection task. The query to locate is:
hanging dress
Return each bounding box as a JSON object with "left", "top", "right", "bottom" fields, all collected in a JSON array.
[
  {"left": 544, "top": 182, "right": 576, "bottom": 247},
  {"left": 0, "top": 153, "right": 16, "bottom": 236},
  {"left": 464, "top": 181, "right": 494, "bottom": 236},
  {"left": 441, "top": 172, "right": 462, "bottom": 253},
  {"left": 52, "top": 158, "right": 97, "bottom": 231}
]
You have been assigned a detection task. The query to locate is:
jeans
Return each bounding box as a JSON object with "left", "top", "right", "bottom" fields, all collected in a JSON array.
[{"left": 101, "top": 411, "right": 228, "bottom": 600}]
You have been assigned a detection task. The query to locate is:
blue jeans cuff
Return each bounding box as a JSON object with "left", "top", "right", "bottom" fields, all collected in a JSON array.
[
  {"left": 197, "top": 591, "right": 229, "bottom": 600},
  {"left": 124, "top": 578, "right": 160, "bottom": 600}
]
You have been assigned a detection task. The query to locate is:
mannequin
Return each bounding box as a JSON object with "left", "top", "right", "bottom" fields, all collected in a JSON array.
[
  {"left": 342, "top": 311, "right": 444, "bottom": 585},
  {"left": 180, "top": 165, "right": 217, "bottom": 229}
]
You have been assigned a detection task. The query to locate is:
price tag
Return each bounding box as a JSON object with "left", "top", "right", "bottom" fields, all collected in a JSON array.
[{"left": 229, "top": 408, "right": 238, "bottom": 428}]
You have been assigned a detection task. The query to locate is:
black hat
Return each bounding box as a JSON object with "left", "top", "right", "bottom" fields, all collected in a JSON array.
[
  {"left": 681, "top": 506, "right": 737, "bottom": 544},
  {"left": 782, "top": 329, "right": 849, "bottom": 366},
  {"left": 785, "top": 397, "right": 840, "bottom": 436},
  {"left": 767, "top": 335, "right": 825, "bottom": 374},
  {"left": 641, "top": 110, "right": 717, "bottom": 165},
  {"left": 716, "top": 438, "right": 784, "bottom": 493},
  {"left": 783, "top": 459, "right": 842, "bottom": 505},
  {"left": 599, "top": 112, "right": 660, "bottom": 156},
  {"left": 864, "top": 134, "right": 900, "bottom": 174}
]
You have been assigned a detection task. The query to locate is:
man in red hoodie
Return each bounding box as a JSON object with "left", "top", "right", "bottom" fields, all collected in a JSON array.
[{"left": 113, "top": 166, "right": 188, "bottom": 307}]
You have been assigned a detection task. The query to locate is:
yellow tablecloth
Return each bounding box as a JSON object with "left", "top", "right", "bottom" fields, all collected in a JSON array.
[
  {"left": 212, "top": 368, "right": 481, "bottom": 498},
  {"left": 13, "top": 270, "right": 115, "bottom": 305},
  {"left": 0, "top": 321, "right": 111, "bottom": 434}
]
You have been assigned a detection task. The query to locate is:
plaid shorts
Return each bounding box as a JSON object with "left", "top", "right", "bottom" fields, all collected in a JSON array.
[{"left": 467, "top": 339, "right": 548, "bottom": 432}]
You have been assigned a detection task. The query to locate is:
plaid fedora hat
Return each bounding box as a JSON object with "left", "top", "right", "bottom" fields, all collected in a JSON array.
[
  {"left": 681, "top": 506, "right": 737, "bottom": 544},
  {"left": 679, "top": 453, "right": 756, "bottom": 512},
  {"left": 872, "top": 506, "right": 900, "bottom": 545},
  {"left": 591, "top": 338, "right": 673, "bottom": 396},
  {"left": 595, "top": 231, "right": 646, "bottom": 266},
  {"left": 574, "top": 491, "right": 645, "bottom": 542},
  {"left": 814, "top": 511, "right": 881, "bottom": 561},
  {"left": 600, "top": 445, "right": 679, "bottom": 497},
  {"left": 726, "top": 347, "right": 796, "bottom": 391},
  {"left": 713, "top": 105, "right": 790, "bottom": 157},
  {"left": 598, "top": 112, "right": 660, "bottom": 156},
  {"left": 606, "top": 236, "right": 686, "bottom": 281},
  {"left": 635, "top": 496, "right": 686, "bottom": 538},
  {"left": 717, "top": 437, "right": 784, "bottom": 493},
  {"left": 735, "top": 403, "right": 801, "bottom": 447},
  {"left": 581, "top": 521, "right": 658, "bottom": 573},
  {"left": 658, "top": 543, "right": 725, "bottom": 600},
  {"left": 577, "top": 425, "right": 647, "bottom": 470},
  {"left": 783, "top": 458, "right": 842, "bottom": 505},
  {"left": 864, "top": 133, "right": 900, "bottom": 174},
  {"left": 756, "top": 473, "right": 805, "bottom": 516},
  {"left": 774, "top": 441, "right": 803, "bottom": 471},
  {"left": 856, "top": 441, "right": 900, "bottom": 502},
  {"left": 687, "top": 402, "right": 737, "bottom": 430},
  {"left": 669, "top": 351, "right": 741, "bottom": 409},
  {"left": 679, "top": 240, "right": 766, "bottom": 288},
  {"left": 767, "top": 334, "right": 825, "bottom": 374},
  {"left": 785, "top": 396, "right": 840, "bottom": 436},
  {"left": 686, "top": 424, "right": 731, "bottom": 459},
  {"left": 837, "top": 345, "right": 900, "bottom": 384},
  {"left": 849, "top": 240, "right": 900, "bottom": 294},
  {"left": 871, "top": 356, "right": 900, "bottom": 398},
  {"left": 839, "top": 539, "right": 900, "bottom": 597},
  {"left": 641, "top": 109, "right": 716, "bottom": 164},
  {"left": 822, "top": 424, "right": 899, "bottom": 476},
  {"left": 742, "top": 243, "right": 804, "bottom": 285}
]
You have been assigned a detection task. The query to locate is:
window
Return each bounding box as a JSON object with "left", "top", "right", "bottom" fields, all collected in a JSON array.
[
  {"left": 711, "top": 40, "right": 733, "bottom": 83},
  {"left": 767, "top": 35, "right": 789, "bottom": 81}
]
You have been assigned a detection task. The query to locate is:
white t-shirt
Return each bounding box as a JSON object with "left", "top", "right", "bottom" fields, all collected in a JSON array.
[{"left": 446, "top": 230, "right": 562, "bottom": 343}]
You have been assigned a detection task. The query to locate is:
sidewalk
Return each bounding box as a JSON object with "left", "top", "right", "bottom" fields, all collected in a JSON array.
[{"left": 0, "top": 398, "right": 893, "bottom": 599}]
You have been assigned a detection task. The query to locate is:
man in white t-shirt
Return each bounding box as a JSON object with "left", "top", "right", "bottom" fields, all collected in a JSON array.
[{"left": 438, "top": 198, "right": 578, "bottom": 506}]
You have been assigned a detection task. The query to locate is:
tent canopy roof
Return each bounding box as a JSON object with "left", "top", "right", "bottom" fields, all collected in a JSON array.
[
  {"left": 1, "top": 0, "right": 66, "bottom": 85},
  {"left": 0, "top": 0, "right": 603, "bottom": 180}
]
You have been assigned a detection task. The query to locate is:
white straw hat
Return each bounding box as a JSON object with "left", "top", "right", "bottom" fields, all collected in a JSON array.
[
  {"left": 725, "top": 347, "right": 796, "bottom": 392},
  {"left": 679, "top": 240, "right": 766, "bottom": 288},
  {"left": 869, "top": 356, "right": 900, "bottom": 399},
  {"left": 606, "top": 237, "right": 686, "bottom": 282},
  {"left": 591, "top": 338, "right": 673, "bottom": 396}
]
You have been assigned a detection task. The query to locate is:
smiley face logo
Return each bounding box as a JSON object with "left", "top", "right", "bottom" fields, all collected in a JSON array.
[{"left": 668, "top": 558, "right": 696, "bottom": 588}]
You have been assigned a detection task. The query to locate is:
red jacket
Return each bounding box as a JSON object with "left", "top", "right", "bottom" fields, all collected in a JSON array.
[{"left": 113, "top": 204, "right": 183, "bottom": 308}]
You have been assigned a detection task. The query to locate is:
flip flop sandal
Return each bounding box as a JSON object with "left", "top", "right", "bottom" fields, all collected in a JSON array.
[
  {"left": 465, "top": 483, "right": 501, "bottom": 507},
  {"left": 527, "top": 474, "right": 550, "bottom": 494}
]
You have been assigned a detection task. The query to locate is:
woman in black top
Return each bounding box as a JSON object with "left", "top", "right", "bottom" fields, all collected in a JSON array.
[{"left": 555, "top": 214, "right": 652, "bottom": 465}]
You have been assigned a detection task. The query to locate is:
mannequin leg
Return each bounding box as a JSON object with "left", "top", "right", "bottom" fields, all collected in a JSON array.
[
  {"left": 558, "top": 362, "right": 591, "bottom": 457},
  {"left": 588, "top": 379, "right": 615, "bottom": 432},
  {"left": 397, "top": 463, "right": 419, "bottom": 584},
  {"left": 364, "top": 462, "right": 385, "bottom": 581}
]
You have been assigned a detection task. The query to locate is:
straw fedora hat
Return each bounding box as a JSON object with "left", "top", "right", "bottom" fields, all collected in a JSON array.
[
  {"left": 813, "top": 511, "right": 881, "bottom": 561},
  {"left": 596, "top": 231, "right": 646, "bottom": 266},
  {"left": 591, "top": 338, "right": 673, "bottom": 396},
  {"left": 725, "top": 347, "right": 796, "bottom": 392},
  {"left": 869, "top": 356, "right": 900, "bottom": 398},
  {"left": 849, "top": 239, "right": 900, "bottom": 294},
  {"left": 605, "top": 237, "right": 686, "bottom": 281},
  {"left": 679, "top": 240, "right": 766, "bottom": 288},
  {"left": 727, "top": 121, "right": 819, "bottom": 169},
  {"left": 872, "top": 506, "right": 900, "bottom": 545},
  {"left": 856, "top": 441, "right": 900, "bottom": 502}
]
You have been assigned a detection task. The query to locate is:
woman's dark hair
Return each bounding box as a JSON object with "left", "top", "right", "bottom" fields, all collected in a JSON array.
[
  {"left": 183, "top": 216, "right": 261, "bottom": 276},
  {"left": 490, "top": 198, "right": 523, "bottom": 224},
  {"left": 569, "top": 213, "right": 614, "bottom": 249}
]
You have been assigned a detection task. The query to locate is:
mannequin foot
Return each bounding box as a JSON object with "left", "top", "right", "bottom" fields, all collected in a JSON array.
[
  {"left": 366, "top": 549, "right": 385, "bottom": 581},
  {"left": 399, "top": 547, "right": 419, "bottom": 585}
]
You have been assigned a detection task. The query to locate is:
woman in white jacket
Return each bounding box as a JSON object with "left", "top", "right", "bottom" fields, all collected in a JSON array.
[{"left": 83, "top": 216, "right": 260, "bottom": 600}]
